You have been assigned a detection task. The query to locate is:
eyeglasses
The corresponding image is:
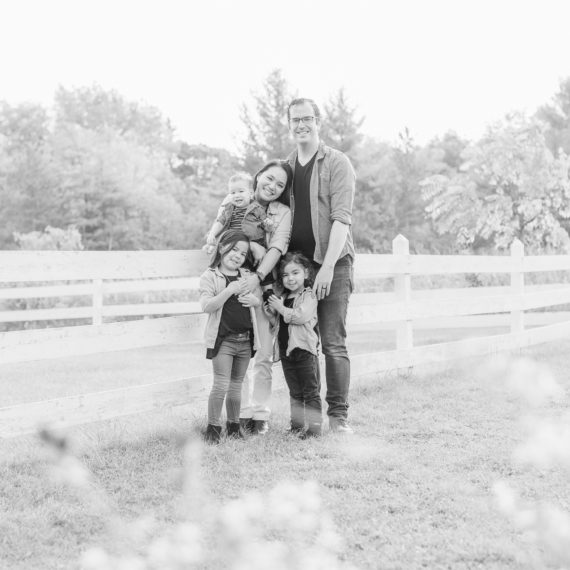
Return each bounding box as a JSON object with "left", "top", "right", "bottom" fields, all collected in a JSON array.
[{"left": 289, "top": 115, "right": 316, "bottom": 126}]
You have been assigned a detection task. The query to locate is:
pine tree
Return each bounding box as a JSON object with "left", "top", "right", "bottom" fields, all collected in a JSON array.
[
  {"left": 239, "top": 69, "right": 296, "bottom": 173},
  {"left": 320, "top": 88, "right": 364, "bottom": 162}
]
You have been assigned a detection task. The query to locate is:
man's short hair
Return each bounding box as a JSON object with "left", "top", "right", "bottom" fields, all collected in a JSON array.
[
  {"left": 287, "top": 98, "right": 321, "bottom": 122},
  {"left": 228, "top": 171, "right": 253, "bottom": 189}
]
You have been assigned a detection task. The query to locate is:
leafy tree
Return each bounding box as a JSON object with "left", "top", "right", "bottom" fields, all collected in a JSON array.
[
  {"left": 170, "top": 142, "right": 243, "bottom": 246},
  {"left": 54, "top": 85, "right": 174, "bottom": 150},
  {"left": 51, "top": 122, "right": 190, "bottom": 250},
  {"left": 320, "top": 88, "right": 364, "bottom": 161},
  {"left": 536, "top": 77, "right": 570, "bottom": 156},
  {"left": 421, "top": 114, "right": 570, "bottom": 253},
  {"left": 49, "top": 86, "right": 200, "bottom": 250},
  {"left": 240, "top": 69, "right": 296, "bottom": 172},
  {"left": 426, "top": 130, "right": 469, "bottom": 172},
  {"left": 352, "top": 138, "right": 401, "bottom": 253},
  {"left": 0, "top": 102, "right": 60, "bottom": 247},
  {"left": 352, "top": 130, "right": 449, "bottom": 254}
]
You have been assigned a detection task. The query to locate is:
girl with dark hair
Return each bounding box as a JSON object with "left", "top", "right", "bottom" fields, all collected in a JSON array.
[
  {"left": 199, "top": 230, "right": 262, "bottom": 443},
  {"left": 264, "top": 251, "right": 322, "bottom": 438}
]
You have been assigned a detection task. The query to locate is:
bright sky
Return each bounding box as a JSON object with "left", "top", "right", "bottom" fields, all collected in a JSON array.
[{"left": 3, "top": 0, "right": 570, "bottom": 153}]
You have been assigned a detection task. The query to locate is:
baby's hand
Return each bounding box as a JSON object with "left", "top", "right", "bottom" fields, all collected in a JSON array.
[
  {"left": 202, "top": 243, "right": 215, "bottom": 255},
  {"left": 249, "top": 242, "right": 267, "bottom": 265}
]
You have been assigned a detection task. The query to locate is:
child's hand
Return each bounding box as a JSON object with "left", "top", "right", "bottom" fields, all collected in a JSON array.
[
  {"left": 227, "top": 280, "right": 242, "bottom": 296},
  {"left": 267, "top": 294, "right": 285, "bottom": 315},
  {"left": 263, "top": 302, "right": 275, "bottom": 316},
  {"left": 202, "top": 243, "right": 215, "bottom": 255},
  {"left": 206, "top": 232, "right": 217, "bottom": 246},
  {"left": 236, "top": 277, "right": 252, "bottom": 295},
  {"left": 238, "top": 292, "right": 260, "bottom": 308}
]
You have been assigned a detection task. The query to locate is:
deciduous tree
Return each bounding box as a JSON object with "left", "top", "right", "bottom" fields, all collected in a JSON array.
[{"left": 421, "top": 114, "right": 570, "bottom": 253}]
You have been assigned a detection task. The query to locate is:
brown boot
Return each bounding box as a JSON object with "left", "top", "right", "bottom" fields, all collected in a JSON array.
[
  {"left": 252, "top": 420, "right": 269, "bottom": 435},
  {"left": 204, "top": 424, "right": 222, "bottom": 444},
  {"left": 239, "top": 418, "right": 255, "bottom": 434},
  {"left": 226, "top": 421, "right": 245, "bottom": 439}
]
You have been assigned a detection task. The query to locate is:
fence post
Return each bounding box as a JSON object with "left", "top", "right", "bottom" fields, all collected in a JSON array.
[
  {"left": 393, "top": 234, "right": 413, "bottom": 350},
  {"left": 510, "top": 239, "right": 524, "bottom": 334},
  {"left": 92, "top": 279, "right": 103, "bottom": 325}
]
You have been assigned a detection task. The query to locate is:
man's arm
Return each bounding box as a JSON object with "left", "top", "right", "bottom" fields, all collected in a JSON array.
[
  {"left": 313, "top": 153, "right": 355, "bottom": 300},
  {"left": 313, "top": 221, "right": 349, "bottom": 300}
]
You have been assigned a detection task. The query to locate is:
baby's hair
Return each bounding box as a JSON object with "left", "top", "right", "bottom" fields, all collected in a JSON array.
[
  {"left": 209, "top": 229, "right": 252, "bottom": 269},
  {"left": 278, "top": 251, "right": 314, "bottom": 288},
  {"left": 228, "top": 171, "right": 253, "bottom": 189}
]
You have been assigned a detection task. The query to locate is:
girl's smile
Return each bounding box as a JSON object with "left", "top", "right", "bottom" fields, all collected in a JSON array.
[
  {"left": 220, "top": 240, "right": 249, "bottom": 274},
  {"left": 282, "top": 262, "right": 308, "bottom": 294}
]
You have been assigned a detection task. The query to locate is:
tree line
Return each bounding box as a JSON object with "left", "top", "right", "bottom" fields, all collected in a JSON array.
[{"left": 1, "top": 70, "right": 570, "bottom": 254}]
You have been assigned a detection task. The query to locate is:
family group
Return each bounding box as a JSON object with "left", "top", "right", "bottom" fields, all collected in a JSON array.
[{"left": 198, "top": 98, "right": 356, "bottom": 443}]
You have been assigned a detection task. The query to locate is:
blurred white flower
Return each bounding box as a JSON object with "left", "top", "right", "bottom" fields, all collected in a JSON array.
[
  {"left": 147, "top": 536, "right": 171, "bottom": 568},
  {"left": 80, "top": 547, "right": 111, "bottom": 570},
  {"left": 492, "top": 481, "right": 537, "bottom": 529},
  {"left": 171, "top": 522, "right": 203, "bottom": 565},
  {"left": 50, "top": 455, "right": 92, "bottom": 488},
  {"left": 115, "top": 555, "right": 146, "bottom": 570},
  {"left": 504, "top": 357, "right": 563, "bottom": 406},
  {"left": 316, "top": 515, "right": 343, "bottom": 553},
  {"left": 537, "top": 505, "right": 570, "bottom": 564},
  {"left": 126, "top": 515, "right": 156, "bottom": 546},
  {"left": 514, "top": 418, "right": 570, "bottom": 469},
  {"left": 238, "top": 541, "right": 289, "bottom": 570},
  {"left": 493, "top": 481, "right": 519, "bottom": 517},
  {"left": 74, "top": 458, "right": 351, "bottom": 570},
  {"left": 495, "top": 357, "right": 570, "bottom": 568}
]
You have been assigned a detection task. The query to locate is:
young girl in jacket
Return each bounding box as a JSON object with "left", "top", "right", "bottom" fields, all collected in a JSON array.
[
  {"left": 199, "top": 230, "right": 262, "bottom": 443},
  {"left": 265, "top": 252, "right": 322, "bottom": 438}
]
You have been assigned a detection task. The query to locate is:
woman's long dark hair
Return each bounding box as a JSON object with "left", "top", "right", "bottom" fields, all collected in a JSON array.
[
  {"left": 209, "top": 229, "right": 252, "bottom": 269},
  {"left": 253, "top": 159, "right": 293, "bottom": 206}
]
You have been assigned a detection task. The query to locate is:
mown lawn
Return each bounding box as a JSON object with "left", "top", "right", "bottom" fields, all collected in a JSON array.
[{"left": 1, "top": 335, "right": 569, "bottom": 569}]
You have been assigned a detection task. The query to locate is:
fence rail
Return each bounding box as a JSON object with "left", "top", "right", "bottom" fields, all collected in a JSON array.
[{"left": 2, "top": 236, "right": 570, "bottom": 438}]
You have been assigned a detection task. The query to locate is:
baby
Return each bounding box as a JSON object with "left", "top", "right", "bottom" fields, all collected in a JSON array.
[{"left": 204, "top": 172, "right": 270, "bottom": 265}]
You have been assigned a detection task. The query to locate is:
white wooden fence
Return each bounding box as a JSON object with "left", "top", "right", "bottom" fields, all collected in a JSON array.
[{"left": 3, "top": 236, "right": 570, "bottom": 438}]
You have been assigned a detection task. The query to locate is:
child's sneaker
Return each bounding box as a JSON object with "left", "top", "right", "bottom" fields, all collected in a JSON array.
[{"left": 329, "top": 418, "right": 354, "bottom": 434}]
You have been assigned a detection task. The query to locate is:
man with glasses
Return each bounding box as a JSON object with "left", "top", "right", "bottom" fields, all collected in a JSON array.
[{"left": 285, "top": 97, "right": 356, "bottom": 434}]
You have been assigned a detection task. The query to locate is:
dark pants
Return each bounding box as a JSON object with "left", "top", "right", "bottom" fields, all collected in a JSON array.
[
  {"left": 314, "top": 255, "right": 353, "bottom": 420},
  {"left": 280, "top": 348, "right": 322, "bottom": 429}
]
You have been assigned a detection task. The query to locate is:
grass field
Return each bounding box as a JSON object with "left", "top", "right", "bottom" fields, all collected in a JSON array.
[{"left": 1, "top": 331, "right": 569, "bottom": 569}]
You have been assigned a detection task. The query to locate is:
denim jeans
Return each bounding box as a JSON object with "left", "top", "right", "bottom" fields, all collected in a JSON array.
[
  {"left": 208, "top": 337, "right": 252, "bottom": 426},
  {"left": 280, "top": 348, "right": 322, "bottom": 429},
  {"left": 240, "top": 306, "right": 274, "bottom": 421},
  {"left": 314, "top": 255, "right": 353, "bottom": 420}
]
